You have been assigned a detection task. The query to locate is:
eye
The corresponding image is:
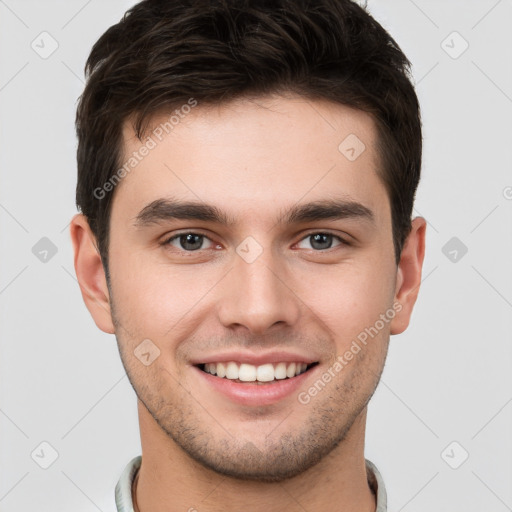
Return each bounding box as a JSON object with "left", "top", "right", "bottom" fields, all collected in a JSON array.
[
  {"left": 164, "top": 232, "right": 216, "bottom": 252},
  {"left": 162, "top": 231, "right": 348, "bottom": 254},
  {"left": 296, "top": 232, "right": 347, "bottom": 251}
]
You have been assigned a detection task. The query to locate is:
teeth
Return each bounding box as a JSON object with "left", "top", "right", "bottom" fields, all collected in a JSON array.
[
  {"left": 274, "top": 362, "right": 287, "bottom": 380},
  {"left": 256, "top": 363, "right": 275, "bottom": 382},
  {"left": 225, "top": 361, "right": 239, "bottom": 379},
  {"left": 239, "top": 363, "right": 256, "bottom": 382},
  {"left": 202, "top": 361, "right": 311, "bottom": 382},
  {"left": 216, "top": 362, "right": 226, "bottom": 378}
]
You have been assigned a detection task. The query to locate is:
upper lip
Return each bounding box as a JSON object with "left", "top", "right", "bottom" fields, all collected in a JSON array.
[{"left": 190, "top": 350, "right": 319, "bottom": 366}]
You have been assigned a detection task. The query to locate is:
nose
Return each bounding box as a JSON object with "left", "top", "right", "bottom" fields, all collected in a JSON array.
[{"left": 216, "top": 246, "right": 301, "bottom": 335}]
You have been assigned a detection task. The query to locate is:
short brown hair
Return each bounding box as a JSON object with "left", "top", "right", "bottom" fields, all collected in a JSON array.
[{"left": 76, "top": 0, "right": 422, "bottom": 276}]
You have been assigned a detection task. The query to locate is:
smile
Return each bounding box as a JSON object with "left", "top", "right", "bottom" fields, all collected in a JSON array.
[{"left": 198, "top": 361, "right": 318, "bottom": 383}]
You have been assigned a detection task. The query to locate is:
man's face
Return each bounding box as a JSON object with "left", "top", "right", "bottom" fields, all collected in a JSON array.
[{"left": 106, "top": 94, "right": 400, "bottom": 480}]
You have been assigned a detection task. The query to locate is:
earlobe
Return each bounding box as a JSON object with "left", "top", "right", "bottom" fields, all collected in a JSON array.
[
  {"left": 69, "top": 214, "right": 115, "bottom": 334},
  {"left": 390, "top": 217, "right": 426, "bottom": 335}
]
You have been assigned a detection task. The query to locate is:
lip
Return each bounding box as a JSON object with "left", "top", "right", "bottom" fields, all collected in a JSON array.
[
  {"left": 192, "top": 363, "right": 320, "bottom": 406},
  {"left": 189, "top": 350, "right": 318, "bottom": 366}
]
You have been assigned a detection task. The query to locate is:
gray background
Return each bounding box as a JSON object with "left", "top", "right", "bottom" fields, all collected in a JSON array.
[{"left": 0, "top": 0, "right": 511, "bottom": 510}]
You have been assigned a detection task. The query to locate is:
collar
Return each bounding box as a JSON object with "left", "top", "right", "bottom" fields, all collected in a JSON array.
[{"left": 115, "top": 455, "right": 387, "bottom": 511}]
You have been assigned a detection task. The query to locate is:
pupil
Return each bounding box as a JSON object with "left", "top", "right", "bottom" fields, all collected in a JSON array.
[
  {"left": 181, "top": 234, "right": 202, "bottom": 251},
  {"left": 311, "top": 233, "right": 332, "bottom": 250}
]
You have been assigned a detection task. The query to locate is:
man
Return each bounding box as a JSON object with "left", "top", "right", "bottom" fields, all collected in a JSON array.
[{"left": 70, "top": 0, "right": 425, "bottom": 510}]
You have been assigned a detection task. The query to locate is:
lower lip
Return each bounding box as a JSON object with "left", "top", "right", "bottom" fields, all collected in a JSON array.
[{"left": 193, "top": 365, "right": 317, "bottom": 406}]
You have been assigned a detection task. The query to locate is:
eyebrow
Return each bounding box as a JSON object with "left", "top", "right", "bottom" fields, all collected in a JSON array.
[{"left": 133, "top": 197, "right": 375, "bottom": 227}]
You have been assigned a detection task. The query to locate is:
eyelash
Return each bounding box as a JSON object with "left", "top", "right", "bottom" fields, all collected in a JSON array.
[{"left": 161, "top": 231, "right": 350, "bottom": 253}]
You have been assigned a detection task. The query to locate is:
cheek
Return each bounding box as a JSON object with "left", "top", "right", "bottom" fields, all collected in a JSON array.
[
  {"left": 109, "top": 253, "right": 219, "bottom": 340},
  {"left": 300, "top": 261, "right": 396, "bottom": 342}
]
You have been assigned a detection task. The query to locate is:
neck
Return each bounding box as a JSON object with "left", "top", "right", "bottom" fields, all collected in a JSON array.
[{"left": 134, "top": 400, "right": 376, "bottom": 512}]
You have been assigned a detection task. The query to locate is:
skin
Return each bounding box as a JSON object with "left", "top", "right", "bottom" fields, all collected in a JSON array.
[{"left": 71, "top": 93, "right": 426, "bottom": 512}]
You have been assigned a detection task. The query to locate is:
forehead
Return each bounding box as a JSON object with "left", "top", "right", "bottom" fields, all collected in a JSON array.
[{"left": 113, "top": 94, "right": 389, "bottom": 226}]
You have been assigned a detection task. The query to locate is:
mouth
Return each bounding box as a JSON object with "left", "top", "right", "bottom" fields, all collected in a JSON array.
[
  {"left": 196, "top": 361, "right": 320, "bottom": 384},
  {"left": 190, "top": 352, "right": 322, "bottom": 406}
]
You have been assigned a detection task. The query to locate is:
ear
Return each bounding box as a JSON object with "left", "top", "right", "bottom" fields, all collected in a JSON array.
[
  {"left": 69, "top": 213, "right": 115, "bottom": 334},
  {"left": 390, "top": 217, "right": 426, "bottom": 335}
]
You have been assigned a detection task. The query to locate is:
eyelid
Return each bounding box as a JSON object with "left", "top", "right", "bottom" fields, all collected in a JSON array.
[{"left": 299, "top": 229, "right": 351, "bottom": 241}]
